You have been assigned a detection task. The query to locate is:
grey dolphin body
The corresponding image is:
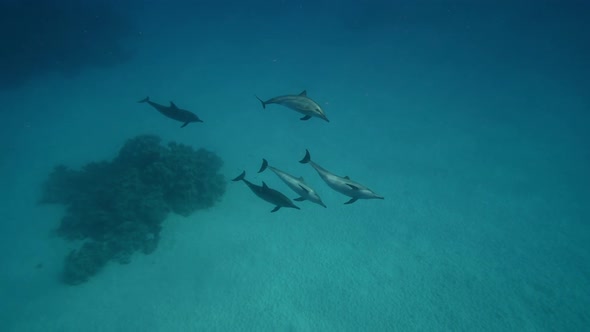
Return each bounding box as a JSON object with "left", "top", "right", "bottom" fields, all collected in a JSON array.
[
  {"left": 138, "top": 97, "right": 203, "bottom": 128},
  {"left": 258, "top": 159, "right": 326, "bottom": 208},
  {"left": 255, "top": 90, "right": 329, "bottom": 122},
  {"left": 299, "top": 149, "right": 384, "bottom": 204},
  {"left": 232, "top": 171, "right": 300, "bottom": 212}
]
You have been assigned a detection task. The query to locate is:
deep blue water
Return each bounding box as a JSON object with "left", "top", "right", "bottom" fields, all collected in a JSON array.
[{"left": 1, "top": 1, "right": 589, "bottom": 331}]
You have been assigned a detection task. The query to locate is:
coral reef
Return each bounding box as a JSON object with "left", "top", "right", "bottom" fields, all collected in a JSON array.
[
  {"left": 40, "top": 135, "right": 226, "bottom": 285},
  {"left": 0, "top": 0, "right": 137, "bottom": 90}
]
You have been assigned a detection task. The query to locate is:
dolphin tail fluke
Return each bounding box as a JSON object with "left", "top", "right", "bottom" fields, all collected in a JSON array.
[
  {"left": 258, "top": 159, "right": 269, "bottom": 173},
  {"left": 138, "top": 96, "right": 149, "bottom": 103},
  {"left": 299, "top": 149, "right": 311, "bottom": 164},
  {"left": 232, "top": 171, "right": 246, "bottom": 182},
  {"left": 255, "top": 95, "right": 266, "bottom": 109}
]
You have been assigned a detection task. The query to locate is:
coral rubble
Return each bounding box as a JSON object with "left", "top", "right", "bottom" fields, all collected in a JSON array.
[{"left": 40, "top": 135, "right": 226, "bottom": 285}]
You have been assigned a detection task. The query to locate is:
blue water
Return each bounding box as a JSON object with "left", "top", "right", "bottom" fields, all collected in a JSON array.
[{"left": 1, "top": 1, "right": 589, "bottom": 331}]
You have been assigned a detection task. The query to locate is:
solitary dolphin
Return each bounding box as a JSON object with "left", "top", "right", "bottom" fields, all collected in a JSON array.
[
  {"left": 255, "top": 90, "right": 329, "bottom": 122},
  {"left": 258, "top": 158, "right": 326, "bottom": 208},
  {"left": 232, "top": 171, "right": 300, "bottom": 212},
  {"left": 299, "top": 149, "right": 384, "bottom": 204},
  {"left": 138, "top": 97, "right": 203, "bottom": 128}
]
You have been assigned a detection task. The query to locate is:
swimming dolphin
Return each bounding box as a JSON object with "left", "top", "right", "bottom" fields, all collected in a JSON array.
[
  {"left": 138, "top": 97, "right": 203, "bottom": 128},
  {"left": 232, "top": 170, "right": 300, "bottom": 212},
  {"left": 299, "top": 149, "right": 384, "bottom": 204},
  {"left": 255, "top": 90, "right": 329, "bottom": 122},
  {"left": 258, "top": 158, "right": 326, "bottom": 208}
]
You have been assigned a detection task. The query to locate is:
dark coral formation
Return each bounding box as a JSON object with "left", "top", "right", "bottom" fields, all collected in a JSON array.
[
  {"left": 0, "top": 0, "right": 137, "bottom": 90},
  {"left": 40, "top": 135, "right": 226, "bottom": 285}
]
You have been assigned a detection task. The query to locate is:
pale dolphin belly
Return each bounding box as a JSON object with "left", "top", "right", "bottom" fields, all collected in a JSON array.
[
  {"left": 272, "top": 169, "right": 306, "bottom": 195},
  {"left": 319, "top": 173, "right": 358, "bottom": 197},
  {"left": 276, "top": 98, "right": 318, "bottom": 115}
]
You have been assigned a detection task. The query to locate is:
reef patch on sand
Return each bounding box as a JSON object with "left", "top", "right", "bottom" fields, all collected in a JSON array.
[{"left": 40, "top": 134, "right": 226, "bottom": 285}]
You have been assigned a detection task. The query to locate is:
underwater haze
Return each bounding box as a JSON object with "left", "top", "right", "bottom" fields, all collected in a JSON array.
[{"left": 1, "top": 0, "right": 589, "bottom": 331}]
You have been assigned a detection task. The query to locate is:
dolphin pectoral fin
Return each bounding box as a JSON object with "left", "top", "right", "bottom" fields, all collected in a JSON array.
[
  {"left": 299, "top": 90, "right": 307, "bottom": 96},
  {"left": 271, "top": 206, "right": 281, "bottom": 213},
  {"left": 344, "top": 198, "right": 358, "bottom": 204},
  {"left": 346, "top": 184, "right": 360, "bottom": 190},
  {"left": 300, "top": 115, "right": 312, "bottom": 121},
  {"left": 294, "top": 197, "right": 306, "bottom": 202},
  {"left": 181, "top": 122, "right": 189, "bottom": 128},
  {"left": 255, "top": 95, "right": 266, "bottom": 109},
  {"left": 138, "top": 97, "right": 149, "bottom": 103},
  {"left": 258, "top": 159, "right": 269, "bottom": 173},
  {"left": 298, "top": 185, "right": 309, "bottom": 193}
]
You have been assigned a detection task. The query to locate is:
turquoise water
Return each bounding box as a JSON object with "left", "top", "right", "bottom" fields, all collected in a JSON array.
[{"left": 1, "top": 1, "right": 589, "bottom": 331}]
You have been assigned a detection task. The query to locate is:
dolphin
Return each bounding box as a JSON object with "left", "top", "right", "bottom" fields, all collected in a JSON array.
[
  {"left": 232, "top": 170, "right": 300, "bottom": 212},
  {"left": 138, "top": 97, "right": 203, "bottom": 128},
  {"left": 258, "top": 158, "right": 327, "bottom": 208},
  {"left": 255, "top": 90, "right": 329, "bottom": 122},
  {"left": 299, "top": 149, "right": 384, "bottom": 204}
]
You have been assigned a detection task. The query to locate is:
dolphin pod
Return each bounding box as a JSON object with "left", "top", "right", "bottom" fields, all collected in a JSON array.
[
  {"left": 138, "top": 90, "right": 383, "bottom": 212},
  {"left": 232, "top": 150, "right": 384, "bottom": 212}
]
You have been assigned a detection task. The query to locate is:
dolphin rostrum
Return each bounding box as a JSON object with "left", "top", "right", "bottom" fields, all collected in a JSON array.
[
  {"left": 138, "top": 97, "right": 203, "bottom": 128},
  {"left": 299, "top": 149, "right": 384, "bottom": 204},
  {"left": 258, "top": 158, "right": 326, "bottom": 208},
  {"left": 255, "top": 90, "right": 329, "bottom": 122},
  {"left": 232, "top": 170, "right": 300, "bottom": 212}
]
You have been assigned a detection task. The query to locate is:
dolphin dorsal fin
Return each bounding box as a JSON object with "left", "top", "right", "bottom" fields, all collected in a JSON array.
[
  {"left": 299, "top": 176, "right": 305, "bottom": 182},
  {"left": 299, "top": 90, "right": 307, "bottom": 96},
  {"left": 262, "top": 181, "right": 269, "bottom": 188},
  {"left": 344, "top": 176, "right": 350, "bottom": 180},
  {"left": 170, "top": 101, "right": 179, "bottom": 109}
]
